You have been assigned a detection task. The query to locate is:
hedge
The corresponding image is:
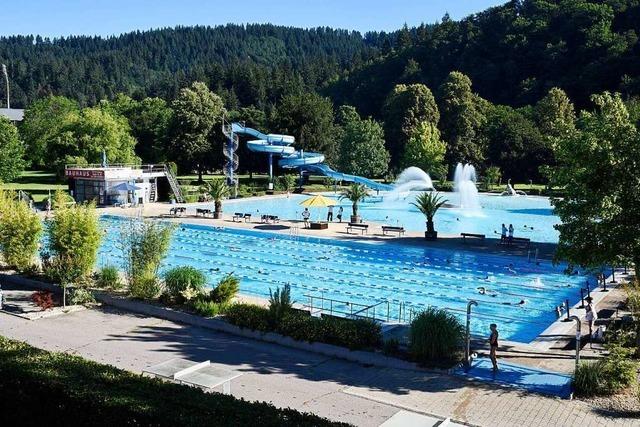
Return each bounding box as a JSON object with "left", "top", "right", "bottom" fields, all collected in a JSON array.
[
  {"left": 224, "top": 303, "right": 382, "bottom": 351},
  {"left": 0, "top": 336, "right": 347, "bottom": 427}
]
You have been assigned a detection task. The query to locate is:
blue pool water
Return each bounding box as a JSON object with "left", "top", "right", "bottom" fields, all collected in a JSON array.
[
  {"left": 221, "top": 192, "right": 560, "bottom": 243},
  {"left": 98, "top": 215, "right": 588, "bottom": 343}
]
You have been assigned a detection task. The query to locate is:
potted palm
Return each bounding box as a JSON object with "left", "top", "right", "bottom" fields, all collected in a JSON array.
[
  {"left": 340, "top": 183, "right": 369, "bottom": 223},
  {"left": 412, "top": 191, "right": 447, "bottom": 240},
  {"left": 202, "top": 179, "right": 229, "bottom": 219}
]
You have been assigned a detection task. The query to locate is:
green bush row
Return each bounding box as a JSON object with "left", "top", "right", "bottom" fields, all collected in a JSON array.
[
  {"left": 224, "top": 302, "right": 382, "bottom": 351},
  {"left": 0, "top": 336, "right": 344, "bottom": 426}
]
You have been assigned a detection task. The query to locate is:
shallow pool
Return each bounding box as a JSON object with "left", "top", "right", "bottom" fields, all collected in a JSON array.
[
  {"left": 221, "top": 192, "right": 560, "bottom": 243},
  {"left": 98, "top": 215, "right": 589, "bottom": 343}
]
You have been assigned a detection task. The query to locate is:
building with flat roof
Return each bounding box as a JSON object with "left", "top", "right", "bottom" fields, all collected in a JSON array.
[
  {"left": 64, "top": 164, "right": 183, "bottom": 205},
  {"left": 0, "top": 108, "right": 24, "bottom": 122}
]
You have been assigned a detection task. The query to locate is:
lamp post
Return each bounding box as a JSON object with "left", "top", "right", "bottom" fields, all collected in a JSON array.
[
  {"left": 1, "top": 64, "right": 9, "bottom": 109},
  {"left": 465, "top": 300, "right": 478, "bottom": 368}
]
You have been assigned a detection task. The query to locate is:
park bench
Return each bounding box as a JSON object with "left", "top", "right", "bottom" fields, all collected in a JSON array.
[
  {"left": 510, "top": 237, "right": 531, "bottom": 248},
  {"left": 461, "top": 232, "right": 485, "bottom": 242},
  {"left": 382, "top": 225, "right": 405, "bottom": 236},
  {"left": 346, "top": 223, "right": 368, "bottom": 235}
]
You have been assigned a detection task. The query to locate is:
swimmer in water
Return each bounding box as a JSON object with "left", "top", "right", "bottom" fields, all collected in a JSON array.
[
  {"left": 502, "top": 299, "right": 527, "bottom": 306},
  {"left": 506, "top": 263, "right": 517, "bottom": 275},
  {"left": 258, "top": 269, "right": 269, "bottom": 275},
  {"left": 209, "top": 267, "right": 220, "bottom": 272},
  {"left": 477, "top": 286, "right": 498, "bottom": 297},
  {"left": 229, "top": 246, "right": 240, "bottom": 252}
]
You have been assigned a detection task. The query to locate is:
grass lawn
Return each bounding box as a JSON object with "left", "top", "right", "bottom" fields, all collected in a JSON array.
[
  {"left": 0, "top": 170, "right": 67, "bottom": 202},
  {"left": 0, "top": 336, "right": 345, "bottom": 426}
]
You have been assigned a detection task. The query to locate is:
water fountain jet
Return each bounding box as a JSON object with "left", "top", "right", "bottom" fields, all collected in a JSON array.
[{"left": 453, "top": 163, "right": 480, "bottom": 210}]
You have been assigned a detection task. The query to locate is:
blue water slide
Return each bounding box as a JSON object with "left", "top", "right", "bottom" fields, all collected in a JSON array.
[{"left": 230, "top": 122, "right": 391, "bottom": 191}]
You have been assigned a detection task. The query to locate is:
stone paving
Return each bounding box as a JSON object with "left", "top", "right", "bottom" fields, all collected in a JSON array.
[{"left": 1, "top": 306, "right": 638, "bottom": 426}]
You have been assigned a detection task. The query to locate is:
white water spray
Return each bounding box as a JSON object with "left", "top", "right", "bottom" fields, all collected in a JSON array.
[
  {"left": 453, "top": 163, "right": 480, "bottom": 210},
  {"left": 391, "top": 167, "right": 434, "bottom": 194}
]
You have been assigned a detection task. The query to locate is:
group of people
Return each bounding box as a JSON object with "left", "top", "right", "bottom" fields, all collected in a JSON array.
[
  {"left": 300, "top": 206, "right": 345, "bottom": 228},
  {"left": 500, "top": 223, "right": 514, "bottom": 243}
]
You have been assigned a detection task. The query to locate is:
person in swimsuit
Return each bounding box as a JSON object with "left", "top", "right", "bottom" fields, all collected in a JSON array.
[
  {"left": 585, "top": 297, "right": 597, "bottom": 348},
  {"left": 489, "top": 323, "right": 499, "bottom": 371}
]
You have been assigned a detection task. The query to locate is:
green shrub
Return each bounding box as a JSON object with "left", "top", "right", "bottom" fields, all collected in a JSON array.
[
  {"left": 0, "top": 336, "right": 343, "bottom": 426},
  {"left": 129, "top": 271, "right": 164, "bottom": 300},
  {"left": 277, "top": 312, "right": 382, "bottom": 350},
  {"left": 96, "top": 265, "right": 123, "bottom": 290},
  {"left": 46, "top": 190, "right": 102, "bottom": 282},
  {"left": 191, "top": 299, "right": 227, "bottom": 317},
  {"left": 210, "top": 274, "right": 239, "bottom": 304},
  {"left": 224, "top": 304, "right": 271, "bottom": 332},
  {"left": 409, "top": 307, "right": 464, "bottom": 362},
  {"left": 163, "top": 266, "right": 207, "bottom": 302},
  {"left": 121, "top": 219, "right": 175, "bottom": 299},
  {"left": 600, "top": 344, "right": 636, "bottom": 393},
  {"left": 574, "top": 361, "right": 604, "bottom": 396},
  {"left": 0, "top": 190, "right": 43, "bottom": 272},
  {"left": 69, "top": 287, "right": 96, "bottom": 305},
  {"left": 269, "top": 284, "right": 293, "bottom": 324}
]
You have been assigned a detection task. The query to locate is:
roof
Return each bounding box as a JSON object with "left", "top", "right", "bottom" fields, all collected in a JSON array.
[{"left": 0, "top": 108, "right": 24, "bottom": 121}]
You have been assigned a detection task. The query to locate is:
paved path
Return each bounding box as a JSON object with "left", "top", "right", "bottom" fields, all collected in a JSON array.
[{"left": 0, "top": 307, "right": 636, "bottom": 426}]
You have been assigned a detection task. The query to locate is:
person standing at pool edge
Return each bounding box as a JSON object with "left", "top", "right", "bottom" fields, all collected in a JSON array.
[
  {"left": 501, "top": 224, "right": 507, "bottom": 243},
  {"left": 489, "top": 324, "right": 499, "bottom": 371},
  {"left": 337, "top": 206, "right": 343, "bottom": 223},
  {"left": 327, "top": 205, "right": 333, "bottom": 222},
  {"left": 302, "top": 208, "right": 310, "bottom": 228},
  {"left": 508, "top": 224, "right": 514, "bottom": 243}
]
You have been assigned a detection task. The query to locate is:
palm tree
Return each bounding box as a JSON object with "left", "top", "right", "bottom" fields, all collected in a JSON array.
[
  {"left": 412, "top": 192, "right": 447, "bottom": 240},
  {"left": 201, "top": 179, "right": 229, "bottom": 219},
  {"left": 339, "top": 183, "right": 369, "bottom": 223}
]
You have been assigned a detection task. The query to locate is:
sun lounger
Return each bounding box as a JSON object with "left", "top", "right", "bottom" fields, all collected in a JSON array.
[
  {"left": 233, "top": 212, "right": 252, "bottom": 222},
  {"left": 260, "top": 214, "right": 279, "bottom": 224},
  {"left": 196, "top": 208, "right": 212, "bottom": 217},
  {"left": 170, "top": 207, "right": 186, "bottom": 216}
]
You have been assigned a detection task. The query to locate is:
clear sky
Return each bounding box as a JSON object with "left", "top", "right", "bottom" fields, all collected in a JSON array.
[{"left": 0, "top": 0, "right": 506, "bottom": 38}]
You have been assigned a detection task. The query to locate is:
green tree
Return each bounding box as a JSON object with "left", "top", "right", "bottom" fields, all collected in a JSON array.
[
  {"left": 552, "top": 92, "right": 640, "bottom": 278},
  {"left": 108, "top": 94, "right": 173, "bottom": 164},
  {"left": 402, "top": 121, "right": 447, "bottom": 179},
  {"left": 535, "top": 87, "right": 576, "bottom": 140},
  {"left": 482, "top": 105, "right": 548, "bottom": 181},
  {"left": 383, "top": 84, "right": 439, "bottom": 167},
  {"left": 0, "top": 117, "right": 27, "bottom": 182},
  {"left": 438, "top": 71, "right": 486, "bottom": 168},
  {"left": 170, "top": 82, "right": 225, "bottom": 181},
  {"left": 20, "top": 96, "right": 79, "bottom": 168},
  {"left": 0, "top": 190, "right": 42, "bottom": 271},
  {"left": 483, "top": 166, "right": 502, "bottom": 190},
  {"left": 274, "top": 92, "right": 337, "bottom": 163},
  {"left": 337, "top": 110, "right": 389, "bottom": 178}
]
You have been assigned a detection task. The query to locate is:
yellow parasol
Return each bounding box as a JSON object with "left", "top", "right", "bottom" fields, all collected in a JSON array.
[{"left": 299, "top": 194, "right": 338, "bottom": 208}]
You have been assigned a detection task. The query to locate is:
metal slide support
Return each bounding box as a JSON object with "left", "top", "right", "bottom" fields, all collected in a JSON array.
[{"left": 465, "top": 300, "right": 478, "bottom": 368}]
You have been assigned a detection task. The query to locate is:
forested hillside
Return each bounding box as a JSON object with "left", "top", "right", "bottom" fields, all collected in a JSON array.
[
  {"left": 327, "top": 0, "right": 640, "bottom": 117},
  {"left": 2, "top": 0, "right": 640, "bottom": 184},
  {"left": 0, "top": 24, "right": 382, "bottom": 108}
]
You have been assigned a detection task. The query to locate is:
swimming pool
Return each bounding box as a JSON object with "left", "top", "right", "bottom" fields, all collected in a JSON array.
[
  {"left": 98, "top": 215, "right": 588, "bottom": 343},
  {"left": 221, "top": 192, "right": 560, "bottom": 243}
]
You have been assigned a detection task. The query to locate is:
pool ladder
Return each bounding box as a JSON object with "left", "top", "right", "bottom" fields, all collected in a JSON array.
[{"left": 289, "top": 226, "right": 300, "bottom": 242}]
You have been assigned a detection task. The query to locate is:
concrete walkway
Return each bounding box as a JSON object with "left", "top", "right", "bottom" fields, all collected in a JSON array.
[{"left": 1, "top": 307, "right": 637, "bottom": 426}]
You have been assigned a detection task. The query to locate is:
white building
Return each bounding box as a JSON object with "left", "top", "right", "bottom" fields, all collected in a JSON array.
[{"left": 64, "top": 164, "right": 183, "bottom": 205}]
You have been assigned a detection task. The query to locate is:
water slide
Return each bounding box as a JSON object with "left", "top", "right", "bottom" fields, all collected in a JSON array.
[{"left": 230, "top": 123, "right": 392, "bottom": 191}]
